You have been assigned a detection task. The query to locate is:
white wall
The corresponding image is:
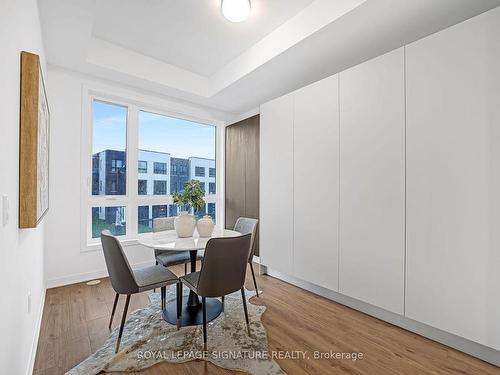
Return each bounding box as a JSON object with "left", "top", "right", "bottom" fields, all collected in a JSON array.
[
  {"left": 0, "top": 0, "right": 47, "bottom": 374},
  {"left": 44, "top": 67, "right": 230, "bottom": 287}
]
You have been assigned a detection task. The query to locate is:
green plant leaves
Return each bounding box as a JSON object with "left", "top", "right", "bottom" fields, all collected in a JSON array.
[{"left": 172, "top": 179, "right": 205, "bottom": 211}]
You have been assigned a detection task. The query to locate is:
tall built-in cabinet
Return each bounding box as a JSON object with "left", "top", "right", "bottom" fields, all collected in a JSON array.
[
  {"left": 339, "top": 48, "right": 405, "bottom": 314},
  {"left": 405, "top": 8, "right": 500, "bottom": 350},
  {"left": 260, "top": 94, "right": 294, "bottom": 275},
  {"left": 293, "top": 75, "right": 339, "bottom": 291},
  {"left": 260, "top": 6, "right": 500, "bottom": 354}
]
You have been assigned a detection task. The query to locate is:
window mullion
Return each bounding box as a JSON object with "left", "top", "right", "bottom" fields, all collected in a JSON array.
[
  {"left": 128, "top": 105, "right": 139, "bottom": 239},
  {"left": 82, "top": 94, "right": 93, "bottom": 249}
]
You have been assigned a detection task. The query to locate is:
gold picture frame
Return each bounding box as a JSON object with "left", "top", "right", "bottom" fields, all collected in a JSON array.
[{"left": 19, "top": 51, "right": 50, "bottom": 228}]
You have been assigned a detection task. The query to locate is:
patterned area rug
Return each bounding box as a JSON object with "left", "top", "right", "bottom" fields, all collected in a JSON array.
[{"left": 66, "top": 288, "right": 286, "bottom": 374}]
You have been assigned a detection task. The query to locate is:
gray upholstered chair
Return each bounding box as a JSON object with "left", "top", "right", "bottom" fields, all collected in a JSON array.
[
  {"left": 153, "top": 217, "right": 203, "bottom": 274},
  {"left": 179, "top": 234, "right": 252, "bottom": 351},
  {"left": 101, "top": 230, "right": 182, "bottom": 353},
  {"left": 234, "top": 217, "right": 260, "bottom": 296}
]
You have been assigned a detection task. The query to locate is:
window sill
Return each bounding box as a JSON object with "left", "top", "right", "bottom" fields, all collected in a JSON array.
[{"left": 82, "top": 237, "right": 141, "bottom": 253}]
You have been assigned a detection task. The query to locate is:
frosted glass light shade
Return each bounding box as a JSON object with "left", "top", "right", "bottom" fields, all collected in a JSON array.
[{"left": 221, "top": 0, "right": 251, "bottom": 23}]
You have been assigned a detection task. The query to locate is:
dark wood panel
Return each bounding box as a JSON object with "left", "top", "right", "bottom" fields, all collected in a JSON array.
[
  {"left": 225, "top": 115, "right": 260, "bottom": 255},
  {"left": 225, "top": 123, "right": 246, "bottom": 229},
  {"left": 33, "top": 262, "right": 499, "bottom": 375},
  {"left": 243, "top": 116, "right": 259, "bottom": 255}
]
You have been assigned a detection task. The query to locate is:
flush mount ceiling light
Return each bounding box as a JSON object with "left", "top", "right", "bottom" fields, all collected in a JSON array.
[{"left": 221, "top": 0, "right": 251, "bottom": 23}]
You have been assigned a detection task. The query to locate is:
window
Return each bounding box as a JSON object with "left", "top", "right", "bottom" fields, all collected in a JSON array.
[
  {"left": 92, "top": 206, "right": 126, "bottom": 238},
  {"left": 194, "top": 203, "right": 217, "bottom": 221},
  {"left": 138, "top": 180, "right": 147, "bottom": 195},
  {"left": 154, "top": 162, "right": 167, "bottom": 174},
  {"left": 154, "top": 180, "right": 167, "bottom": 195},
  {"left": 138, "top": 160, "right": 148, "bottom": 173},
  {"left": 90, "top": 101, "right": 127, "bottom": 238},
  {"left": 86, "top": 97, "right": 218, "bottom": 247},
  {"left": 208, "top": 203, "right": 216, "bottom": 221},
  {"left": 170, "top": 158, "right": 189, "bottom": 194},
  {"left": 195, "top": 166, "right": 205, "bottom": 177},
  {"left": 152, "top": 204, "right": 168, "bottom": 218},
  {"left": 111, "top": 159, "right": 124, "bottom": 172},
  {"left": 91, "top": 101, "right": 127, "bottom": 197},
  {"left": 138, "top": 204, "right": 177, "bottom": 233},
  {"left": 138, "top": 206, "right": 150, "bottom": 233},
  {"left": 199, "top": 182, "right": 205, "bottom": 193},
  {"left": 194, "top": 205, "right": 205, "bottom": 219},
  {"left": 171, "top": 161, "right": 188, "bottom": 175}
]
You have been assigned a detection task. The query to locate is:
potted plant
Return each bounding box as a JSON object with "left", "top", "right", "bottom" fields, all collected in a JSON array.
[{"left": 172, "top": 180, "right": 205, "bottom": 237}]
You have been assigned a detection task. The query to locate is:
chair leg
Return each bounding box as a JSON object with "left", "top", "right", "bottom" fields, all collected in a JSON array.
[
  {"left": 176, "top": 282, "right": 182, "bottom": 330},
  {"left": 154, "top": 260, "right": 158, "bottom": 293},
  {"left": 115, "top": 294, "right": 130, "bottom": 353},
  {"left": 109, "top": 293, "right": 119, "bottom": 330},
  {"left": 241, "top": 288, "right": 250, "bottom": 335},
  {"left": 184, "top": 263, "right": 187, "bottom": 275},
  {"left": 161, "top": 286, "right": 166, "bottom": 310},
  {"left": 202, "top": 297, "right": 207, "bottom": 352},
  {"left": 249, "top": 262, "right": 259, "bottom": 297},
  {"left": 221, "top": 295, "right": 225, "bottom": 312}
]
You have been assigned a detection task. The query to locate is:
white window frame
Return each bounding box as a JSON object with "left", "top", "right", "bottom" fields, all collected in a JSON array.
[{"left": 80, "top": 87, "right": 225, "bottom": 252}]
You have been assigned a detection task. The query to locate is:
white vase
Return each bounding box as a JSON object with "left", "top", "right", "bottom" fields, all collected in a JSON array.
[
  {"left": 174, "top": 211, "right": 196, "bottom": 238},
  {"left": 197, "top": 215, "right": 215, "bottom": 237}
]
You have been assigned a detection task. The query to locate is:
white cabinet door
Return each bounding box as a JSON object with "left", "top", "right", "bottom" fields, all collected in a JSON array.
[
  {"left": 293, "top": 75, "right": 339, "bottom": 291},
  {"left": 339, "top": 48, "right": 405, "bottom": 314},
  {"left": 260, "top": 94, "right": 294, "bottom": 275},
  {"left": 406, "top": 8, "right": 500, "bottom": 350}
]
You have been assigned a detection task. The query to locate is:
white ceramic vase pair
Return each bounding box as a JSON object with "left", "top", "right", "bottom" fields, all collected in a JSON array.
[{"left": 174, "top": 211, "right": 215, "bottom": 238}]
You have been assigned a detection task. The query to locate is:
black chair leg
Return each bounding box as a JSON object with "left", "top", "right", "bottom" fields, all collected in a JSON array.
[
  {"left": 176, "top": 282, "right": 182, "bottom": 330},
  {"left": 241, "top": 288, "right": 250, "bottom": 335},
  {"left": 249, "top": 262, "right": 259, "bottom": 297},
  {"left": 115, "top": 294, "right": 130, "bottom": 353},
  {"left": 109, "top": 293, "right": 119, "bottom": 330},
  {"left": 154, "top": 260, "right": 158, "bottom": 293},
  {"left": 184, "top": 263, "right": 187, "bottom": 275},
  {"left": 161, "top": 286, "right": 166, "bottom": 310},
  {"left": 202, "top": 297, "right": 207, "bottom": 352},
  {"left": 221, "top": 295, "right": 225, "bottom": 312}
]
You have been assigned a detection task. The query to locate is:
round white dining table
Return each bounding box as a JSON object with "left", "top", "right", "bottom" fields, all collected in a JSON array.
[{"left": 138, "top": 228, "right": 241, "bottom": 327}]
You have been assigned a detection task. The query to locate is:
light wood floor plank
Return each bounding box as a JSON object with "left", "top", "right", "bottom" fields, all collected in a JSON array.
[{"left": 33, "top": 264, "right": 499, "bottom": 375}]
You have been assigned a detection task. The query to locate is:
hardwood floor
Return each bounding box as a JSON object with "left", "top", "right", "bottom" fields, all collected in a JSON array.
[{"left": 33, "top": 263, "right": 499, "bottom": 375}]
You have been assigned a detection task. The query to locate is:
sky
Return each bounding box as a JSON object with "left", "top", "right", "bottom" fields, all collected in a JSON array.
[{"left": 92, "top": 100, "right": 216, "bottom": 159}]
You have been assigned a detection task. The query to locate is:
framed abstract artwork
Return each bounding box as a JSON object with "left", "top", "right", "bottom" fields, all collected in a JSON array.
[{"left": 19, "top": 51, "right": 50, "bottom": 228}]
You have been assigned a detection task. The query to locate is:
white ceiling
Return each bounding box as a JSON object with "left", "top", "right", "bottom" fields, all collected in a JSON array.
[
  {"left": 92, "top": 0, "right": 315, "bottom": 77},
  {"left": 39, "top": 0, "right": 500, "bottom": 116}
]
